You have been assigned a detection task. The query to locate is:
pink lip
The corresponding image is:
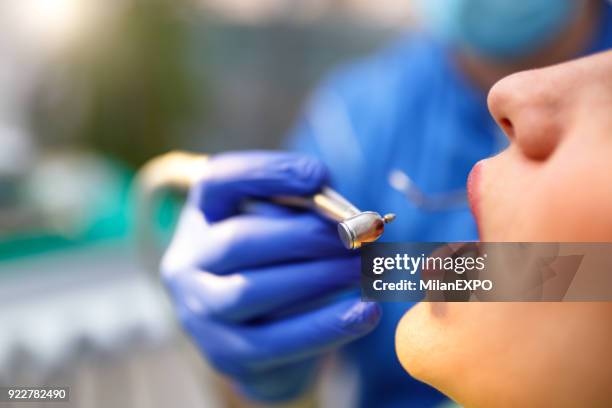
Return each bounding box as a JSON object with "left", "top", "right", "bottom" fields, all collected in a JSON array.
[{"left": 467, "top": 160, "right": 483, "bottom": 233}]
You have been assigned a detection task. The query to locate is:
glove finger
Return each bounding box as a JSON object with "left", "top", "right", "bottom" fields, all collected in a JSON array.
[
  {"left": 180, "top": 296, "right": 380, "bottom": 377},
  {"left": 191, "top": 151, "right": 328, "bottom": 222},
  {"left": 163, "top": 208, "right": 348, "bottom": 274},
  {"left": 169, "top": 257, "right": 360, "bottom": 322},
  {"left": 236, "top": 296, "right": 380, "bottom": 371},
  {"left": 241, "top": 201, "right": 301, "bottom": 218},
  {"left": 247, "top": 296, "right": 381, "bottom": 366}
]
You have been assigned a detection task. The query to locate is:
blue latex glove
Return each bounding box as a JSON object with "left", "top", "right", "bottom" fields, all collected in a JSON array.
[{"left": 161, "top": 151, "right": 381, "bottom": 402}]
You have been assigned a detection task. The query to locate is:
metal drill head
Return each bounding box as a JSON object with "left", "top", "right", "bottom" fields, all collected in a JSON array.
[{"left": 338, "top": 211, "right": 396, "bottom": 250}]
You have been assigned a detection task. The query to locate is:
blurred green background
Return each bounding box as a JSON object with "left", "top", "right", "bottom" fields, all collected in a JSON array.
[{"left": 1, "top": 0, "right": 406, "bottom": 259}]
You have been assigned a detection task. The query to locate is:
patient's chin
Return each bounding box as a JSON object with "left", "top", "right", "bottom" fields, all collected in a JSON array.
[
  {"left": 395, "top": 305, "right": 426, "bottom": 381},
  {"left": 396, "top": 302, "right": 612, "bottom": 408},
  {"left": 394, "top": 302, "right": 511, "bottom": 406},
  {"left": 395, "top": 303, "right": 457, "bottom": 388}
]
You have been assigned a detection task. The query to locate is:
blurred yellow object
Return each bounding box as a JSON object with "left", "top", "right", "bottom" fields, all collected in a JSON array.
[
  {"left": 133, "top": 151, "right": 209, "bottom": 270},
  {"left": 137, "top": 151, "right": 209, "bottom": 193}
]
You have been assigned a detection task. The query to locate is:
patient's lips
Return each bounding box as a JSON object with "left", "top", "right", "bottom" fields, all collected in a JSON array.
[{"left": 467, "top": 160, "right": 483, "bottom": 230}]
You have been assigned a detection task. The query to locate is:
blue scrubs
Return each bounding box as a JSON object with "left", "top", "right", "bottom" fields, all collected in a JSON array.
[{"left": 289, "top": 5, "right": 612, "bottom": 406}]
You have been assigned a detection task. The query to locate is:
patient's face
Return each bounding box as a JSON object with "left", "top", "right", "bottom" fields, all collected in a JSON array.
[
  {"left": 476, "top": 50, "right": 612, "bottom": 242},
  {"left": 396, "top": 51, "right": 612, "bottom": 407}
]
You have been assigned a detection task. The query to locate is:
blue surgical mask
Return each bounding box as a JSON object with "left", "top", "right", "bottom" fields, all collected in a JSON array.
[{"left": 416, "top": 0, "right": 579, "bottom": 60}]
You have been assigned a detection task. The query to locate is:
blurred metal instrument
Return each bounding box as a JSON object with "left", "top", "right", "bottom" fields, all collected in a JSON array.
[
  {"left": 388, "top": 169, "right": 467, "bottom": 211},
  {"left": 273, "top": 187, "right": 395, "bottom": 249}
]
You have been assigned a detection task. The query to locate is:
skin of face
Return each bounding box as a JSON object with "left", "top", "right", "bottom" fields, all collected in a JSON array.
[{"left": 396, "top": 51, "right": 612, "bottom": 408}]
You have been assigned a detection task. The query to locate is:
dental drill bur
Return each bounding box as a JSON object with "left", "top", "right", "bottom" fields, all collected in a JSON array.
[{"left": 272, "top": 187, "right": 396, "bottom": 250}]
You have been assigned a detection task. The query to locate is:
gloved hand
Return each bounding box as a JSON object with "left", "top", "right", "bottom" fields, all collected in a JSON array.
[{"left": 161, "top": 151, "right": 381, "bottom": 403}]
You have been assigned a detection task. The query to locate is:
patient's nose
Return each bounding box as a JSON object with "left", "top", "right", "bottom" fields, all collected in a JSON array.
[{"left": 487, "top": 70, "right": 565, "bottom": 161}]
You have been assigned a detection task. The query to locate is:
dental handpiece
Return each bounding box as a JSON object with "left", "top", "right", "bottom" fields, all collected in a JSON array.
[
  {"left": 136, "top": 151, "right": 395, "bottom": 252},
  {"left": 273, "top": 187, "right": 396, "bottom": 250}
]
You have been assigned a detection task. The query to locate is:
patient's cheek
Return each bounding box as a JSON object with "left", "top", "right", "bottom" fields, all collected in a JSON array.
[{"left": 478, "top": 123, "right": 612, "bottom": 242}]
